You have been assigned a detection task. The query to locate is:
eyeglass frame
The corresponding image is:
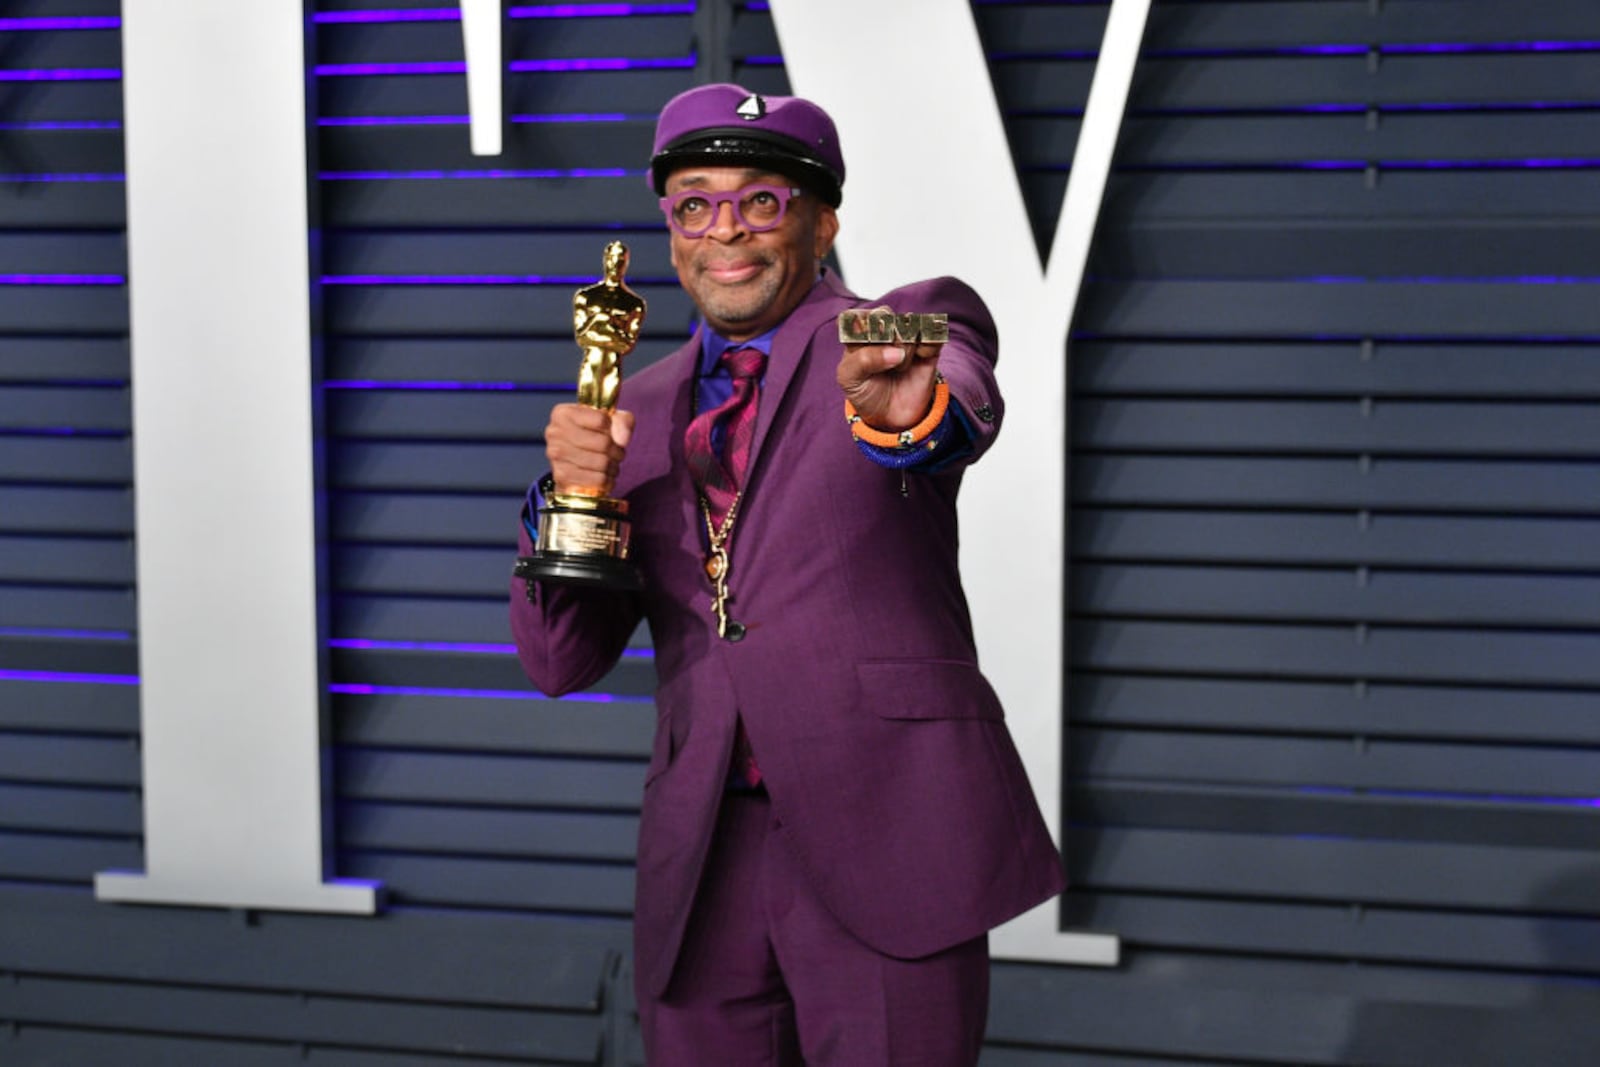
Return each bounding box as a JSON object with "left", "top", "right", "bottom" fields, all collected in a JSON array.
[{"left": 658, "top": 183, "right": 806, "bottom": 238}]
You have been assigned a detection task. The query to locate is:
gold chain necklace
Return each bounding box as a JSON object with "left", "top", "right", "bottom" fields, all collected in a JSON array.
[{"left": 701, "top": 491, "right": 746, "bottom": 641}]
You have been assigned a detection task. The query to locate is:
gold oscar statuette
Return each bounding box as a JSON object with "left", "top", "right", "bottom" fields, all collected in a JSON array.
[{"left": 515, "top": 241, "right": 647, "bottom": 593}]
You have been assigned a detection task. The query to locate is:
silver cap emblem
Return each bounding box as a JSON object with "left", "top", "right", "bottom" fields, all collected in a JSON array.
[{"left": 736, "top": 93, "right": 766, "bottom": 121}]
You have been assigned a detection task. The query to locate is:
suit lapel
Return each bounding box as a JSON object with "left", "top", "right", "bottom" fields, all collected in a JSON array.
[{"left": 747, "top": 271, "right": 857, "bottom": 473}]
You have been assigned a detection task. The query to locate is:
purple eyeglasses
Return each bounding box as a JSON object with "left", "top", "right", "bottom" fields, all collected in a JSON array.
[{"left": 659, "top": 183, "right": 805, "bottom": 238}]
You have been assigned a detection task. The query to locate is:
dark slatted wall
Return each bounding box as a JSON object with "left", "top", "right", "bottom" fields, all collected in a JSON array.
[
  {"left": 0, "top": 0, "right": 141, "bottom": 894},
  {"left": 4, "top": 0, "right": 1600, "bottom": 1064},
  {"left": 1024, "top": 0, "right": 1600, "bottom": 1063}
]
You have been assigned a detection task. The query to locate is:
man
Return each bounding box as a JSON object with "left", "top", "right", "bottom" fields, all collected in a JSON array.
[{"left": 511, "top": 83, "right": 1064, "bottom": 1066}]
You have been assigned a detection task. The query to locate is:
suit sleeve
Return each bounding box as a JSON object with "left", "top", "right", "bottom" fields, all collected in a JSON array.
[
  {"left": 870, "top": 276, "right": 1003, "bottom": 473},
  {"left": 509, "top": 515, "right": 643, "bottom": 698}
]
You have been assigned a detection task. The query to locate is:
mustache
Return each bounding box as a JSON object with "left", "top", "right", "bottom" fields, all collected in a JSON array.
[{"left": 695, "top": 250, "right": 775, "bottom": 271}]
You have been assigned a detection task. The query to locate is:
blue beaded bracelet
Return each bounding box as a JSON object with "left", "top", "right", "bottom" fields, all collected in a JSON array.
[{"left": 851, "top": 412, "right": 955, "bottom": 469}]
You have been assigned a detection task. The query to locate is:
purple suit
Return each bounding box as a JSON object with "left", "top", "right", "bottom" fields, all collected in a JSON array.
[{"left": 511, "top": 270, "right": 1065, "bottom": 1001}]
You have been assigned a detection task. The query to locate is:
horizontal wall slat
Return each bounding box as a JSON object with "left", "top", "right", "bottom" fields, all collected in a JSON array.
[
  {"left": 329, "top": 442, "right": 534, "bottom": 492},
  {"left": 1063, "top": 891, "right": 1600, "bottom": 974},
  {"left": 1074, "top": 826, "right": 1600, "bottom": 910},
  {"left": 317, "top": 13, "right": 694, "bottom": 62},
  {"left": 1073, "top": 456, "right": 1600, "bottom": 513},
  {"left": 332, "top": 546, "right": 517, "bottom": 596},
  {"left": 326, "top": 338, "right": 680, "bottom": 387},
  {"left": 0, "top": 884, "right": 625, "bottom": 1008},
  {"left": 1074, "top": 399, "right": 1600, "bottom": 455},
  {"left": 339, "top": 853, "right": 634, "bottom": 914},
  {"left": 329, "top": 392, "right": 560, "bottom": 441},
  {"left": 3, "top": 1028, "right": 582, "bottom": 1067},
  {"left": 1023, "top": 112, "right": 1600, "bottom": 168},
  {"left": 1077, "top": 281, "right": 1600, "bottom": 339},
  {"left": 0, "top": 635, "right": 136, "bottom": 676},
  {"left": 2, "top": 974, "right": 605, "bottom": 1064},
  {"left": 0, "top": 783, "right": 137, "bottom": 835},
  {"left": 0, "top": 534, "right": 131, "bottom": 583},
  {"left": 1074, "top": 509, "right": 1600, "bottom": 569},
  {"left": 0, "top": 128, "right": 122, "bottom": 175},
  {"left": 331, "top": 645, "right": 655, "bottom": 695},
  {"left": 1144, "top": 0, "right": 1600, "bottom": 50},
  {"left": 330, "top": 491, "right": 523, "bottom": 544},
  {"left": 322, "top": 176, "right": 678, "bottom": 228},
  {"left": 1072, "top": 727, "right": 1600, "bottom": 797},
  {"left": 324, "top": 284, "right": 696, "bottom": 337},
  {"left": 0, "top": 679, "right": 137, "bottom": 732},
  {"left": 0, "top": 733, "right": 138, "bottom": 785},
  {"left": 319, "top": 121, "right": 653, "bottom": 174},
  {"left": 1104, "top": 171, "right": 1600, "bottom": 221},
  {"left": 1070, "top": 675, "right": 1600, "bottom": 745},
  {"left": 0, "top": 586, "right": 135, "bottom": 630},
  {"left": 340, "top": 803, "right": 637, "bottom": 862},
  {"left": 1072, "top": 620, "right": 1600, "bottom": 686},
  {"left": 1122, "top": 53, "right": 1600, "bottom": 110},
  {"left": 986, "top": 950, "right": 1600, "bottom": 1067},
  {"left": 0, "top": 437, "right": 129, "bottom": 483},
  {"left": 0, "top": 338, "right": 128, "bottom": 384},
  {"left": 0, "top": 232, "right": 123, "bottom": 274},
  {"left": 1073, "top": 563, "right": 1600, "bottom": 627},
  {"left": 317, "top": 69, "right": 693, "bottom": 120},
  {"left": 0, "top": 287, "right": 126, "bottom": 332},
  {"left": 1073, "top": 342, "right": 1600, "bottom": 398},
  {"left": 0, "top": 183, "right": 126, "bottom": 230},
  {"left": 323, "top": 230, "right": 675, "bottom": 281},
  {"left": 1077, "top": 781, "right": 1600, "bottom": 850},
  {"left": 335, "top": 691, "right": 653, "bottom": 756},
  {"left": 1091, "top": 220, "right": 1600, "bottom": 279},
  {"left": 331, "top": 595, "right": 526, "bottom": 644},
  {"left": 0, "top": 830, "right": 138, "bottom": 883},
  {"left": 338, "top": 751, "right": 645, "bottom": 810}
]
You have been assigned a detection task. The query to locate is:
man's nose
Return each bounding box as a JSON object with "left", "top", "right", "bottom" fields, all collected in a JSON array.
[{"left": 705, "top": 199, "right": 745, "bottom": 240}]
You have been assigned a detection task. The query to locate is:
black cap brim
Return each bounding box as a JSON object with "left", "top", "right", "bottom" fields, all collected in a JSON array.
[{"left": 651, "top": 130, "right": 843, "bottom": 207}]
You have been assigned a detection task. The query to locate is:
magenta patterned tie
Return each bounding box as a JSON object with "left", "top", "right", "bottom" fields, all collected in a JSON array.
[
  {"left": 684, "top": 345, "right": 767, "bottom": 531},
  {"left": 683, "top": 345, "right": 766, "bottom": 786}
]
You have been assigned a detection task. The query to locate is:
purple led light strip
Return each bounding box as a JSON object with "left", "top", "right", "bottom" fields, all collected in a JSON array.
[
  {"left": 1299, "top": 275, "right": 1600, "bottom": 285},
  {"left": 508, "top": 3, "right": 695, "bottom": 16},
  {"left": 1300, "top": 785, "right": 1600, "bottom": 809},
  {"left": 322, "top": 273, "right": 597, "bottom": 285},
  {"left": 322, "top": 380, "right": 530, "bottom": 390},
  {"left": 316, "top": 57, "right": 691, "bottom": 76},
  {"left": 328, "top": 637, "right": 651, "bottom": 659},
  {"left": 0, "top": 120, "right": 121, "bottom": 131},
  {"left": 330, "top": 682, "right": 626, "bottom": 702},
  {"left": 0, "top": 173, "right": 124, "bottom": 183},
  {"left": 0, "top": 17, "right": 120, "bottom": 31},
  {"left": 313, "top": 4, "right": 693, "bottom": 23},
  {"left": 319, "top": 167, "right": 632, "bottom": 180},
  {"left": 0, "top": 669, "right": 138, "bottom": 686},
  {"left": 331, "top": 638, "right": 516, "bottom": 654},
  {"left": 0, "top": 69, "right": 120, "bottom": 82},
  {"left": 510, "top": 57, "right": 693, "bottom": 72},
  {"left": 0, "top": 626, "right": 130, "bottom": 641},
  {"left": 0, "top": 274, "right": 124, "bottom": 285},
  {"left": 319, "top": 113, "right": 630, "bottom": 127}
]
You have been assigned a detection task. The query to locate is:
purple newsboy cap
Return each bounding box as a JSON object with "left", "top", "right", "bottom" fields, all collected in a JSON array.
[{"left": 649, "top": 83, "right": 845, "bottom": 206}]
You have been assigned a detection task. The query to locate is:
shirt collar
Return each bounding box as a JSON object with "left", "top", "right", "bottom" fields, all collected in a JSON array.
[{"left": 698, "top": 324, "right": 779, "bottom": 377}]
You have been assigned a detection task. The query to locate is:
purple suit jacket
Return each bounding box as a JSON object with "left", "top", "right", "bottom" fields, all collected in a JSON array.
[{"left": 511, "top": 271, "right": 1065, "bottom": 997}]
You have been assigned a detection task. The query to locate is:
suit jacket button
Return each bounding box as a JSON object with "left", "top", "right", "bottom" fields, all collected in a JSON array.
[{"left": 974, "top": 403, "right": 996, "bottom": 424}]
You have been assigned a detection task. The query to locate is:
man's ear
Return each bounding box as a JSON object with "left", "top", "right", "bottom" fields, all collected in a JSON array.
[{"left": 813, "top": 205, "right": 839, "bottom": 260}]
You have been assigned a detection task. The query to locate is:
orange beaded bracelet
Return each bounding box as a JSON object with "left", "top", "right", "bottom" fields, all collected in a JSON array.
[{"left": 844, "top": 373, "right": 950, "bottom": 449}]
